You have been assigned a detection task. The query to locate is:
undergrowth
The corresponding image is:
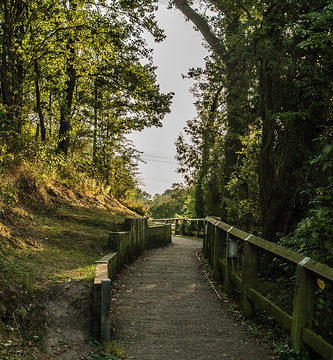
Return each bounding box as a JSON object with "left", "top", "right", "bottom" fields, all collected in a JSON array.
[{"left": 87, "top": 340, "right": 126, "bottom": 360}]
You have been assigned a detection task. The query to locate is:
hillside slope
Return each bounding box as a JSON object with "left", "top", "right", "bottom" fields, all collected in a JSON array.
[{"left": 0, "top": 182, "right": 136, "bottom": 359}]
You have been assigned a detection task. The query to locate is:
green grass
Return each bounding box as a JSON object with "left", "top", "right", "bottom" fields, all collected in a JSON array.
[{"left": 0, "top": 199, "right": 130, "bottom": 359}]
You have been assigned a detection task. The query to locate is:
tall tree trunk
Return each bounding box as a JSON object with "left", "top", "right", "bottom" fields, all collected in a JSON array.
[
  {"left": 0, "top": 0, "right": 25, "bottom": 147},
  {"left": 34, "top": 60, "right": 46, "bottom": 141},
  {"left": 57, "top": 36, "right": 76, "bottom": 155},
  {"left": 257, "top": 4, "right": 296, "bottom": 241},
  {"left": 93, "top": 81, "right": 98, "bottom": 163}
]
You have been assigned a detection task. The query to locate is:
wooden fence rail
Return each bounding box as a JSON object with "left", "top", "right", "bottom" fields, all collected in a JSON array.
[
  {"left": 150, "top": 218, "right": 205, "bottom": 237},
  {"left": 153, "top": 216, "right": 333, "bottom": 360},
  {"left": 93, "top": 218, "right": 171, "bottom": 342}
]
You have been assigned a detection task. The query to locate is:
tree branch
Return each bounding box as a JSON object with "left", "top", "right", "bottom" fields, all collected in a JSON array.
[{"left": 173, "top": 0, "right": 227, "bottom": 62}]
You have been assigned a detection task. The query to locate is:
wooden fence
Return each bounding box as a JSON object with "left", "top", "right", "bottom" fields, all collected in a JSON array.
[
  {"left": 154, "top": 216, "right": 333, "bottom": 360},
  {"left": 93, "top": 218, "right": 171, "bottom": 342},
  {"left": 151, "top": 218, "right": 205, "bottom": 237}
]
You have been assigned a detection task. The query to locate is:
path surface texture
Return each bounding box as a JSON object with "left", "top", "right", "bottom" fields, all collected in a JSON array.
[{"left": 110, "top": 237, "right": 273, "bottom": 360}]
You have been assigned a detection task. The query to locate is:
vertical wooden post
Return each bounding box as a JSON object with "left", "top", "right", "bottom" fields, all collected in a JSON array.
[
  {"left": 210, "top": 223, "right": 216, "bottom": 268},
  {"left": 213, "top": 225, "right": 224, "bottom": 280},
  {"left": 101, "top": 279, "right": 111, "bottom": 342},
  {"left": 143, "top": 217, "right": 147, "bottom": 249},
  {"left": 206, "top": 222, "right": 211, "bottom": 262},
  {"left": 291, "top": 258, "right": 315, "bottom": 349},
  {"left": 138, "top": 219, "right": 142, "bottom": 254},
  {"left": 140, "top": 218, "right": 144, "bottom": 253},
  {"left": 203, "top": 220, "right": 206, "bottom": 252},
  {"left": 128, "top": 218, "right": 134, "bottom": 258},
  {"left": 224, "top": 229, "right": 233, "bottom": 295},
  {"left": 241, "top": 237, "right": 258, "bottom": 316},
  {"left": 134, "top": 219, "right": 139, "bottom": 255},
  {"left": 175, "top": 219, "right": 178, "bottom": 235}
]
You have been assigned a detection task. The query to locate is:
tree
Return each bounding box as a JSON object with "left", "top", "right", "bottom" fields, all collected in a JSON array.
[
  {"left": 0, "top": 0, "right": 173, "bottom": 204},
  {"left": 173, "top": 0, "right": 332, "bottom": 241}
]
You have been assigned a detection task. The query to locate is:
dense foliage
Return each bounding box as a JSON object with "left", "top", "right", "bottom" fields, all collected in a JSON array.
[
  {"left": 173, "top": 0, "right": 332, "bottom": 263},
  {"left": 148, "top": 185, "right": 195, "bottom": 219},
  {"left": 0, "top": 0, "right": 173, "bottom": 202}
]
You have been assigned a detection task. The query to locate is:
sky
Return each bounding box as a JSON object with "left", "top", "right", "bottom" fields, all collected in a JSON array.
[{"left": 128, "top": 0, "right": 208, "bottom": 195}]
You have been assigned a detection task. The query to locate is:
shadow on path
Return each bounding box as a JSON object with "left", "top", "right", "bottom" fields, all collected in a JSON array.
[{"left": 110, "top": 237, "right": 273, "bottom": 360}]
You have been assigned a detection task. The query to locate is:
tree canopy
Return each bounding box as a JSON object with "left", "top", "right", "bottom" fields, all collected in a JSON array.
[
  {"left": 0, "top": 0, "right": 173, "bottom": 200},
  {"left": 173, "top": 0, "right": 332, "bottom": 262}
]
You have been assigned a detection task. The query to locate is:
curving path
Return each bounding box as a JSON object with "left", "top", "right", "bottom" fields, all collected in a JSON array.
[{"left": 110, "top": 237, "right": 273, "bottom": 360}]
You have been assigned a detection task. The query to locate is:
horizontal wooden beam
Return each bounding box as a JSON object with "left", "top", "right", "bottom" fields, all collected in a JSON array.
[
  {"left": 302, "top": 328, "right": 333, "bottom": 360},
  {"left": 152, "top": 218, "right": 205, "bottom": 221},
  {"left": 205, "top": 217, "right": 333, "bottom": 284},
  {"left": 248, "top": 288, "right": 292, "bottom": 330}
]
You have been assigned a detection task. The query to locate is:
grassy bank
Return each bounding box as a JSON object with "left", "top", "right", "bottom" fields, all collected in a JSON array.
[{"left": 0, "top": 178, "right": 135, "bottom": 359}]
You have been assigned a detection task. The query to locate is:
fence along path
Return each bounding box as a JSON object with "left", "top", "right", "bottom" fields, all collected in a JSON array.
[
  {"left": 156, "top": 217, "right": 333, "bottom": 360},
  {"left": 110, "top": 236, "right": 273, "bottom": 360}
]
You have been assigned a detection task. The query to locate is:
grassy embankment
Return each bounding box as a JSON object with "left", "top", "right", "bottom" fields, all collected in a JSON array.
[{"left": 0, "top": 161, "right": 135, "bottom": 359}]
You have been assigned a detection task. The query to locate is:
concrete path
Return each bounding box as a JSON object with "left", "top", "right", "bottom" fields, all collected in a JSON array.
[{"left": 110, "top": 237, "right": 273, "bottom": 360}]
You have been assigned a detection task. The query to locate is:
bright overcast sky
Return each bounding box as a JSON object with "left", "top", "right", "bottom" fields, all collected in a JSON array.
[{"left": 128, "top": 0, "right": 208, "bottom": 195}]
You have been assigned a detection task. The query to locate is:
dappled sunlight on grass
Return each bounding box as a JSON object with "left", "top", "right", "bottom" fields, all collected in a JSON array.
[
  {"left": 52, "top": 264, "right": 96, "bottom": 282},
  {"left": 0, "top": 194, "right": 130, "bottom": 358}
]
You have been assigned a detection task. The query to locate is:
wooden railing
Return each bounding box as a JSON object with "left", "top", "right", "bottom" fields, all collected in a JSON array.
[
  {"left": 153, "top": 216, "right": 333, "bottom": 360},
  {"left": 150, "top": 217, "right": 205, "bottom": 237},
  {"left": 93, "top": 218, "right": 171, "bottom": 341}
]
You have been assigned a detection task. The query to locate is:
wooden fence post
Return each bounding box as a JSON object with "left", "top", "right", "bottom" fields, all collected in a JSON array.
[
  {"left": 143, "top": 218, "right": 147, "bottom": 249},
  {"left": 291, "top": 258, "right": 315, "bottom": 349},
  {"left": 241, "top": 236, "right": 258, "bottom": 316},
  {"left": 140, "top": 218, "right": 144, "bottom": 253},
  {"left": 213, "top": 225, "right": 224, "bottom": 280},
  {"left": 101, "top": 279, "right": 111, "bottom": 342},
  {"left": 210, "top": 223, "right": 216, "bottom": 268},
  {"left": 175, "top": 219, "right": 178, "bottom": 235},
  {"left": 224, "top": 228, "right": 233, "bottom": 295},
  {"left": 206, "top": 222, "right": 212, "bottom": 264},
  {"left": 203, "top": 220, "right": 207, "bottom": 253}
]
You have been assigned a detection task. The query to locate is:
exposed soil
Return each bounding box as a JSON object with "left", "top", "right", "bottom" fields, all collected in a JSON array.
[
  {"left": 110, "top": 237, "right": 274, "bottom": 360},
  {"left": 44, "top": 281, "right": 92, "bottom": 360}
]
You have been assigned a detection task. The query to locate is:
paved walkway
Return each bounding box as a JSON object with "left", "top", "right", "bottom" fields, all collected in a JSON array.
[{"left": 110, "top": 237, "right": 273, "bottom": 360}]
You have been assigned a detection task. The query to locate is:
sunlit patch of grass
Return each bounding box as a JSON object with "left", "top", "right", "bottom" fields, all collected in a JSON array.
[
  {"left": 53, "top": 263, "right": 97, "bottom": 282},
  {"left": 100, "top": 341, "right": 127, "bottom": 359}
]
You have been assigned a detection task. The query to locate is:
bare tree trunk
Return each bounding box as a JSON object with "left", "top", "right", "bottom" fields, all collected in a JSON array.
[
  {"left": 57, "top": 36, "right": 76, "bottom": 155},
  {"left": 0, "top": 0, "right": 25, "bottom": 147},
  {"left": 34, "top": 60, "right": 46, "bottom": 141},
  {"left": 93, "top": 81, "right": 98, "bottom": 163}
]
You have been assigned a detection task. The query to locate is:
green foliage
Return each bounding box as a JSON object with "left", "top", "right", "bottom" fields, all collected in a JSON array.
[
  {"left": 279, "top": 127, "right": 333, "bottom": 266},
  {"left": 226, "top": 125, "right": 262, "bottom": 234},
  {"left": 86, "top": 340, "right": 126, "bottom": 360},
  {"left": 148, "top": 185, "right": 194, "bottom": 219},
  {"left": 185, "top": 219, "right": 196, "bottom": 235},
  {"left": 0, "top": 0, "right": 172, "bottom": 206},
  {"left": 274, "top": 343, "right": 309, "bottom": 360},
  {"left": 175, "top": 0, "right": 332, "bottom": 252},
  {"left": 179, "top": 219, "right": 188, "bottom": 236},
  {"left": 87, "top": 341, "right": 125, "bottom": 360}
]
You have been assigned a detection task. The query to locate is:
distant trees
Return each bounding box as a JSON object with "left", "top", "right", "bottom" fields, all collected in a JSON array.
[
  {"left": 148, "top": 185, "right": 195, "bottom": 219},
  {"left": 0, "top": 0, "right": 173, "bottom": 199},
  {"left": 174, "top": 0, "right": 332, "bottom": 245}
]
